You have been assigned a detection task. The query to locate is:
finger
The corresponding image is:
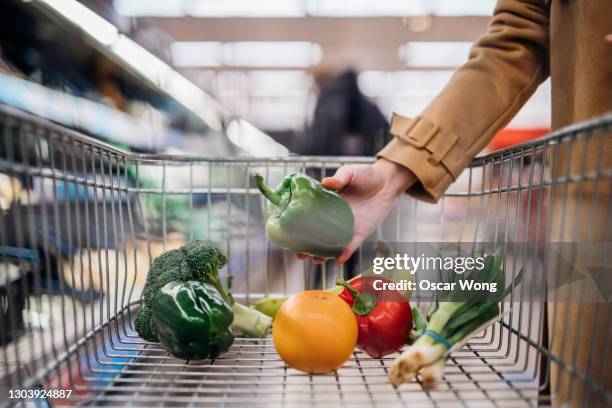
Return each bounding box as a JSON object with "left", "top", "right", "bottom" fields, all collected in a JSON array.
[
  {"left": 335, "top": 233, "right": 365, "bottom": 264},
  {"left": 321, "top": 177, "right": 344, "bottom": 191},
  {"left": 313, "top": 257, "right": 326, "bottom": 264},
  {"left": 322, "top": 166, "right": 354, "bottom": 192},
  {"left": 296, "top": 253, "right": 308, "bottom": 260},
  {"left": 606, "top": 34, "right": 612, "bottom": 44}
]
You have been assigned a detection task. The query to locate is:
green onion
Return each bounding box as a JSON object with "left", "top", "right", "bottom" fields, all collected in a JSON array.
[
  {"left": 389, "top": 248, "right": 524, "bottom": 387},
  {"left": 409, "top": 307, "right": 428, "bottom": 344}
]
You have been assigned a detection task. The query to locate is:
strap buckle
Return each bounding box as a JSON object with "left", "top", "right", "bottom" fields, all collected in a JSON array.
[{"left": 390, "top": 114, "right": 440, "bottom": 148}]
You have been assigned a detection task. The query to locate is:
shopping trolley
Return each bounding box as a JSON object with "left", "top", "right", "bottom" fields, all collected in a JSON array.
[{"left": 0, "top": 103, "right": 610, "bottom": 407}]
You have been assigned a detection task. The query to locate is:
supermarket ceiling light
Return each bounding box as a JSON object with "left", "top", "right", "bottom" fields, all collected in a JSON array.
[
  {"left": 357, "top": 70, "right": 455, "bottom": 97},
  {"left": 171, "top": 42, "right": 223, "bottom": 67},
  {"left": 308, "top": 0, "right": 427, "bottom": 17},
  {"left": 39, "top": 0, "right": 119, "bottom": 45},
  {"left": 225, "top": 42, "right": 323, "bottom": 67},
  {"left": 432, "top": 0, "right": 496, "bottom": 16},
  {"left": 226, "top": 119, "right": 289, "bottom": 156},
  {"left": 308, "top": 0, "right": 496, "bottom": 16},
  {"left": 398, "top": 42, "right": 473, "bottom": 67},
  {"left": 170, "top": 41, "right": 323, "bottom": 68},
  {"left": 247, "top": 71, "right": 312, "bottom": 92},
  {"left": 188, "top": 0, "right": 304, "bottom": 17},
  {"left": 113, "top": 0, "right": 184, "bottom": 17},
  {"left": 113, "top": 0, "right": 304, "bottom": 17},
  {"left": 113, "top": 0, "right": 496, "bottom": 17}
]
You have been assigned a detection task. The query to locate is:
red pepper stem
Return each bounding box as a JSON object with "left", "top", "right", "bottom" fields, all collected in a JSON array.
[
  {"left": 336, "top": 277, "right": 377, "bottom": 316},
  {"left": 254, "top": 173, "right": 283, "bottom": 206},
  {"left": 336, "top": 277, "right": 359, "bottom": 297}
]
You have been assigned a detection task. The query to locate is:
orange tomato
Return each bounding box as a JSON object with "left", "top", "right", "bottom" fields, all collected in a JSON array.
[{"left": 273, "top": 290, "right": 357, "bottom": 374}]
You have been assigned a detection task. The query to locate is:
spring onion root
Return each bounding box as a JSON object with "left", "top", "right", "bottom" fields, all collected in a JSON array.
[
  {"left": 389, "top": 342, "right": 446, "bottom": 386},
  {"left": 419, "top": 359, "right": 445, "bottom": 389}
]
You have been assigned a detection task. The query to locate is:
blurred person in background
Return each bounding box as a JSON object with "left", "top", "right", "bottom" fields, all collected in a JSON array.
[
  {"left": 301, "top": 68, "right": 389, "bottom": 156},
  {"left": 300, "top": 1, "right": 611, "bottom": 405}
]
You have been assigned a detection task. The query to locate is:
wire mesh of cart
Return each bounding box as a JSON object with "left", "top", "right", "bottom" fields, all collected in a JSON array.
[{"left": 0, "top": 104, "right": 610, "bottom": 407}]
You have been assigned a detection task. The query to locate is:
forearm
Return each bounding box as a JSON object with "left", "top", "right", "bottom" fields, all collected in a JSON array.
[{"left": 378, "top": 0, "right": 550, "bottom": 202}]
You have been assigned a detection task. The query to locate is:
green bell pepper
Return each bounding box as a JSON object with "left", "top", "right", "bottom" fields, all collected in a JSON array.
[
  {"left": 254, "top": 173, "right": 354, "bottom": 259},
  {"left": 152, "top": 280, "right": 234, "bottom": 360}
]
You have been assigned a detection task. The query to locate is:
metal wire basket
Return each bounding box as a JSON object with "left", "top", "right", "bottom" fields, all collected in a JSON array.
[{"left": 0, "top": 104, "right": 610, "bottom": 407}]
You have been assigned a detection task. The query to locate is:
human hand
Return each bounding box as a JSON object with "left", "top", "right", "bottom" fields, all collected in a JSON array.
[{"left": 298, "top": 158, "right": 417, "bottom": 264}]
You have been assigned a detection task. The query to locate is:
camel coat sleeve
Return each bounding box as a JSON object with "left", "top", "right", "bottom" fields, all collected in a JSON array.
[{"left": 377, "top": 0, "right": 550, "bottom": 202}]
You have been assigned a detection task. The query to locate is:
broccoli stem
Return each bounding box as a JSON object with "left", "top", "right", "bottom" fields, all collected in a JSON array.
[
  {"left": 231, "top": 303, "right": 273, "bottom": 338},
  {"left": 210, "top": 275, "right": 233, "bottom": 305}
]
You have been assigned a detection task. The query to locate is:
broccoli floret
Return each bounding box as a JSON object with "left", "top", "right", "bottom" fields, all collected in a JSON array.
[
  {"left": 141, "top": 249, "right": 185, "bottom": 310},
  {"left": 135, "top": 240, "right": 271, "bottom": 341},
  {"left": 181, "top": 240, "right": 232, "bottom": 304},
  {"left": 181, "top": 240, "right": 228, "bottom": 274},
  {"left": 134, "top": 304, "right": 157, "bottom": 341}
]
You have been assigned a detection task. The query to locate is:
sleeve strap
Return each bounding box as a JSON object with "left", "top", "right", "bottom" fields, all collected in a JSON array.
[{"left": 389, "top": 113, "right": 466, "bottom": 181}]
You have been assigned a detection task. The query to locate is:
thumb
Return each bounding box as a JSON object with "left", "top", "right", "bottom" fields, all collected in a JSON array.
[{"left": 322, "top": 166, "right": 354, "bottom": 192}]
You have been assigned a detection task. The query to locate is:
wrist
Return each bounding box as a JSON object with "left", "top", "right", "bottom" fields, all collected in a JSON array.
[{"left": 374, "top": 158, "right": 418, "bottom": 196}]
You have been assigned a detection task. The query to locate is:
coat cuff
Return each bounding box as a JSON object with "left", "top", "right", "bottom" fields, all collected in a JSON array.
[{"left": 376, "top": 113, "right": 471, "bottom": 203}]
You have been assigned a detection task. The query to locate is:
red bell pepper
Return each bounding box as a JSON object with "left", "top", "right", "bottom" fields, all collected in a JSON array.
[{"left": 337, "top": 276, "right": 412, "bottom": 358}]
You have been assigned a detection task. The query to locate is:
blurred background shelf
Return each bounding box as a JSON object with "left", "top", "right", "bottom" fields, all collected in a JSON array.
[{"left": 0, "top": 0, "right": 290, "bottom": 158}]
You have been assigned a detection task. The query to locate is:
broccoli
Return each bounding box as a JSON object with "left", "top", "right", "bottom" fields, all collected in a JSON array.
[
  {"left": 134, "top": 240, "right": 271, "bottom": 341},
  {"left": 134, "top": 304, "right": 157, "bottom": 342}
]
